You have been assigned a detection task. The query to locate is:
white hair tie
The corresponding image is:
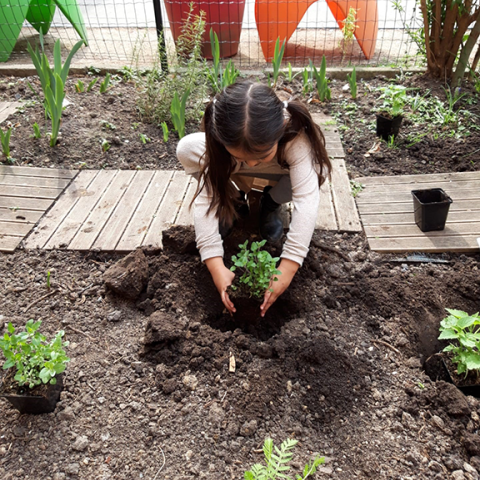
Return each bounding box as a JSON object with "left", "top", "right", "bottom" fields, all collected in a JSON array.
[{"left": 283, "top": 100, "right": 288, "bottom": 109}]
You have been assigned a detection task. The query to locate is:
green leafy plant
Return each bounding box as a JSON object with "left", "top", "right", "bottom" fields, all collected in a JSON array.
[
  {"left": 27, "top": 30, "right": 83, "bottom": 147},
  {"left": 0, "top": 127, "right": 13, "bottom": 161},
  {"left": 75, "top": 80, "right": 84, "bottom": 92},
  {"left": 99, "top": 72, "right": 111, "bottom": 93},
  {"left": 101, "top": 139, "right": 111, "bottom": 152},
  {"left": 439, "top": 308, "right": 480, "bottom": 377},
  {"left": 313, "top": 56, "right": 331, "bottom": 102},
  {"left": 350, "top": 179, "right": 364, "bottom": 197},
  {"left": 244, "top": 438, "right": 325, "bottom": 480},
  {"left": 301, "top": 61, "right": 315, "bottom": 96},
  {"left": 207, "top": 29, "right": 240, "bottom": 92},
  {"left": 230, "top": 240, "right": 281, "bottom": 299},
  {"left": 46, "top": 270, "right": 51, "bottom": 289},
  {"left": 32, "top": 122, "right": 41, "bottom": 139},
  {"left": 139, "top": 133, "right": 151, "bottom": 144},
  {"left": 161, "top": 121, "right": 169, "bottom": 142},
  {"left": 271, "top": 37, "right": 286, "bottom": 87},
  {"left": 346, "top": 66, "right": 357, "bottom": 99},
  {"left": 170, "top": 89, "right": 190, "bottom": 139},
  {"left": 0, "top": 320, "right": 70, "bottom": 389},
  {"left": 87, "top": 78, "right": 98, "bottom": 92},
  {"left": 340, "top": 7, "right": 358, "bottom": 61},
  {"left": 377, "top": 85, "right": 408, "bottom": 117},
  {"left": 100, "top": 120, "right": 116, "bottom": 130}
]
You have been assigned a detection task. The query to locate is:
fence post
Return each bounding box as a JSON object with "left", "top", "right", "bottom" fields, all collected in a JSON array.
[{"left": 152, "top": 0, "right": 169, "bottom": 73}]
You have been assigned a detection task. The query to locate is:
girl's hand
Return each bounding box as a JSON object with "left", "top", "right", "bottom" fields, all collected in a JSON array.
[
  {"left": 205, "top": 257, "right": 236, "bottom": 314},
  {"left": 260, "top": 258, "right": 300, "bottom": 317}
]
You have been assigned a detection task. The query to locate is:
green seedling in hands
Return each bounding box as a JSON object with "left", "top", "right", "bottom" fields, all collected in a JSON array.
[
  {"left": 139, "top": 133, "right": 151, "bottom": 144},
  {"left": 271, "top": 37, "right": 286, "bottom": 87},
  {"left": 313, "top": 56, "right": 331, "bottom": 102},
  {"left": 0, "top": 320, "right": 70, "bottom": 389},
  {"left": 346, "top": 66, "right": 357, "bottom": 99},
  {"left": 0, "top": 127, "right": 13, "bottom": 161},
  {"left": 439, "top": 308, "right": 480, "bottom": 377},
  {"left": 161, "top": 122, "right": 169, "bottom": 142},
  {"left": 244, "top": 438, "right": 325, "bottom": 480},
  {"left": 32, "top": 122, "right": 41, "bottom": 139},
  {"left": 101, "top": 139, "right": 111, "bottom": 152},
  {"left": 170, "top": 89, "right": 190, "bottom": 139},
  {"left": 230, "top": 240, "right": 281, "bottom": 299},
  {"left": 99, "top": 73, "right": 111, "bottom": 93}
]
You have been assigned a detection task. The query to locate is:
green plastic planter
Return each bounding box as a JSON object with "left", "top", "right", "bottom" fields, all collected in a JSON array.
[{"left": 0, "top": 0, "right": 88, "bottom": 62}]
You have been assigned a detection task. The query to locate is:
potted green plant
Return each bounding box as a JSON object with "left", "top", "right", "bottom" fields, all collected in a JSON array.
[
  {"left": 437, "top": 308, "right": 480, "bottom": 396},
  {"left": 229, "top": 239, "right": 281, "bottom": 321},
  {"left": 0, "top": 319, "right": 70, "bottom": 414},
  {"left": 375, "top": 85, "right": 408, "bottom": 140}
]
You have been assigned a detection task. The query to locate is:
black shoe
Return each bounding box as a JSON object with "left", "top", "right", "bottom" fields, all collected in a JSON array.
[
  {"left": 259, "top": 186, "right": 284, "bottom": 243},
  {"left": 219, "top": 191, "right": 250, "bottom": 239}
]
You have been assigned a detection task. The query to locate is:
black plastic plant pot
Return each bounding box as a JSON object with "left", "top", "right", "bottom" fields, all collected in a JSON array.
[
  {"left": 442, "top": 359, "right": 480, "bottom": 398},
  {"left": 0, "top": 374, "right": 63, "bottom": 414},
  {"left": 412, "top": 188, "right": 453, "bottom": 232},
  {"left": 376, "top": 113, "right": 403, "bottom": 141}
]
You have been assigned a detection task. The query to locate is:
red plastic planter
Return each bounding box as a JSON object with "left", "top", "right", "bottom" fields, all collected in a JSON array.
[{"left": 164, "top": 0, "right": 246, "bottom": 59}]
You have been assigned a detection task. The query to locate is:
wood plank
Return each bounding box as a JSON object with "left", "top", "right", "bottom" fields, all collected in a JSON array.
[
  {"left": 356, "top": 188, "right": 480, "bottom": 204},
  {"left": 361, "top": 210, "right": 480, "bottom": 225},
  {"left": 68, "top": 171, "right": 136, "bottom": 250},
  {"left": 0, "top": 103, "right": 9, "bottom": 115},
  {"left": 44, "top": 170, "right": 117, "bottom": 249},
  {"left": 356, "top": 171, "right": 480, "bottom": 185},
  {"left": 175, "top": 178, "right": 195, "bottom": 226},
  {"left": 0, "top": 208, "right": 43, "bottom": 224},
  {"left": 365, "top": 222, "right": 480, "bottom": 238},
  {"left": 316, "top": 180, "right": 337, "bottom": 230},
  {"left": 357, "top": 199, "right": 480, "bottom": 214},
  {"left": 0, "top": 174, "right": 71, "bottom": 189},
  {"left": 0, "top": 102, "right": 21, "bottom": 123},
  {"left": 0, "top": 184, "right": 64, "bottom": 200},
  {"left": 92, "top": 171, "right": 156, "bottom": 251},
  {"left": 0, "top": 165, "right": 77, "bottom": 179},
  {"left": 115, "top": 171, "right": 174, "bottom": 251},
  {"left": 368, "top": 235, "right": 480, "bottom": 253},
  {"left": 330, "top": 159, "right": 362, "bottom": 232},
  {"left": 0, "top": 235, "right": 22, "bottom": 253},
  {"left": 24, "top": 170, "right": 99, "bottom": 249},
  {"left": 142, "top": 171, "right": 190, "bottom": 248},
  {"left": 359, "top": 180, "right": 480, "bottom": 193},
  {"left": 0, "top": 221, "right": 31, "bottom": 236}
]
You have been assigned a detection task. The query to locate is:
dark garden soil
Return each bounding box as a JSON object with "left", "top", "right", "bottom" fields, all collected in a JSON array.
[{"left": 1, "top": 72, "right": 480, "bottom": 480}]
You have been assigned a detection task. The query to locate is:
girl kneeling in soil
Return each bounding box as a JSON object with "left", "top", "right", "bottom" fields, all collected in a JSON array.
[{"left": 177, "top": 81, "right": 331, "bottom": 316}]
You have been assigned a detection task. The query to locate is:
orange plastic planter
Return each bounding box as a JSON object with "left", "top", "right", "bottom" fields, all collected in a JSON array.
[
  {"left": 255, "top": 0, "right": 378, "bottom": 61},
  {"left": 164, "top": 0, "right": 246, "bottom": 59}
]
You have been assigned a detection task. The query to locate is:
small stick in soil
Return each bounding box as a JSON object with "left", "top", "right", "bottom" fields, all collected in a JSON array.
[
  {"left": 24, "top": 289, "right": 58, "bottom": 313},
  {"left": 311, "top": 239, "right": 351, "bottom": 262},
  {"left": 152, "top": 446, "right": 166, "bottom": 480},
  {"left": 373, "top": 339, "right": 401, "bottom": 355},
  {"left": 65, "top": 325, "right": 94, "bottom": 342}
]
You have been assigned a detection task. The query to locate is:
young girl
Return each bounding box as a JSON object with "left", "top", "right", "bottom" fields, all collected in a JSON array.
[{"left": 177, "top": 81, "right": 331, "bottom": 317}]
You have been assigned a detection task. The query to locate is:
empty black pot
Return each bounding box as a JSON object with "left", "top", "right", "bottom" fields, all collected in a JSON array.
[
  {"left": 412, "top": 188, "right": 453, "bottom": 232},
  {"left": 376, "top": 113, "right": 403, "bottom": 141}
]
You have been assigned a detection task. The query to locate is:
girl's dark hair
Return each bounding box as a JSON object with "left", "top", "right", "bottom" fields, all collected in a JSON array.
[{"left": 197, "top": 80, "right": 331, "bottom": 225}]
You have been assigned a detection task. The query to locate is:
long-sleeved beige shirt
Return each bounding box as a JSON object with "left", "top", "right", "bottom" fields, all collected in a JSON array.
[{"left": 176, "top": 131, "right": 320, "bottom": 266}]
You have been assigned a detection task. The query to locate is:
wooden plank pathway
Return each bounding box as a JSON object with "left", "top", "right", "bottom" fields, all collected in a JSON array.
[
  {"left": 355, "top": 171, "right": 480, "bottom": 253},
  {"left": 0, "top": 165, "right": 77, "bottom": 252},
  {"left": 0, "top": 102, "right": 22, "bottom": 124}
]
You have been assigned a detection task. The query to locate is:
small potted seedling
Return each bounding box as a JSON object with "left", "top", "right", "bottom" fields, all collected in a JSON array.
[
  {"left": 375, "top": 85, "right": 408, "bottom": 140},
  {"left": 229, "top": 239, "right": 281, "bottom": 320},
  {"left": 0, "top": 320, "right": 70, "bottom": 414},
  {"left": 437, "top": 309, "right": 480, "bottom": 397},
  {"left": 412, "top": 188, "right": 452, "bottom": 232}
]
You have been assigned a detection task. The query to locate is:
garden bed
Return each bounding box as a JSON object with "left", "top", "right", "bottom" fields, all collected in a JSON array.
[{"left": 0, "top": 72, "right": 480, "bottom": 479}]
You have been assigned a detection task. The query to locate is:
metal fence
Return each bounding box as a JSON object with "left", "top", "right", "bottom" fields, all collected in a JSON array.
[{"left": 0, "top": 0, "right": 424, "bottom": 69}]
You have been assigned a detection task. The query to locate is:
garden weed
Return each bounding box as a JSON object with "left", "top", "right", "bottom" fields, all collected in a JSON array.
[{"left": 32, "top": 122, "right": 41, "bottom": 139}]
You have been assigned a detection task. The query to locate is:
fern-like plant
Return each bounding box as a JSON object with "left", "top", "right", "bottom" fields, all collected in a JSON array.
[{"left": 244, "top": 438, "right": 325, "bottom": 480}]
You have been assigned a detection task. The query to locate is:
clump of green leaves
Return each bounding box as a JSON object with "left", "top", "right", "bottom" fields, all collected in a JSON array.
[
  {"left": 439, "top": 308, "right": 480, "bottom": 377},
  {"left": 139, "top": 133, "right": 151, "bottom": 144},
  {"left": 301, "top": 61, "right": 315, "bottom": 96},
  {"left": 100, "top": 120, "right": 116, "bottom": 130},
  {"left": 244, "top": 438, "right": 325, "bottom": 480},
  {"left": 271, "top": 37, "right": 286, "bottom": 88},
  {"left": 170, "top": 89, "right": 190, "bottom": 139},
  {"left": 346, "top": 66, "right": 357, "bottom": 99},
  {"left": 207, "top": 29, "right": 240, "bottom": 93},
  {"left": 101, "top": 138, "right": 111, "bottom": 152},
  {"left": 87, "top": 78, "right": 98, "bottom": 92},
  {"left": 0, "top": 126, "right": 13, "bottom": 162},
  {"left": 0, "top": 320, "right": 70, "bottom": 389},
  {"left": 99, "top": 72, "right": 111, "bottom": 93},
  {"left": 230, "top": 240, "right": 281, "bottom": 299},
  {"left": 27, "top": 29, "right": 84, "bottom": 147},
  {"left": 377, "top": 85, "right": 408, "bottom": 118},
  {"left": 161, "top": 121, "right": 169, "bottom": 142},
  {"left": 313, "top": 56, "right": 331, "bottom": 102},
  {"left": 350, "top": 179, "right": 364, "bottom": 197},
  {"left": 32, "top": 122, "right": 41, "bottom": 139},
  {"left": 75, "top": 80, "right": 84, "bottom": 92},
  {"left": 340, "top": 7, "right": 358, "bottom": 61}
]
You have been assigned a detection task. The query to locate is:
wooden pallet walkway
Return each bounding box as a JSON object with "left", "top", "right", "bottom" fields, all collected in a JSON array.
[
  {"left": 0, "top": 102, "right": 22, "bottom": 124},
  {"left": 355, "top": 171, "right": 480, "bottom": 253},
  {"left": 0, "top": 165, "right": 78, "bottom": 252}
]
